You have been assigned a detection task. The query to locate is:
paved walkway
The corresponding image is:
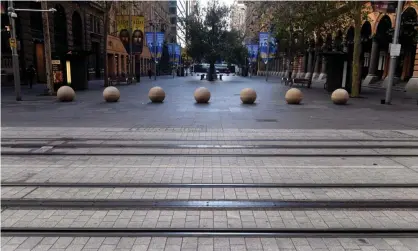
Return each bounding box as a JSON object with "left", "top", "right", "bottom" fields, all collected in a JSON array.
[
  {"left": 2, "top": 83, "right": 418, "bottom": 250},
  {"left": 2, "top": 75, "right": 418, "bottom": 129}
]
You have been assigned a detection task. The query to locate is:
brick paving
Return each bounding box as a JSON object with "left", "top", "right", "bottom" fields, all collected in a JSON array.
[
  {"left": 2, "top": 83, "right": 418, "bottom": 250},
  {"left": 3, "top": 209, "right": 418, "bottom": 229},
  {"left": 2, "top": 76, "right": 418, "bottom": 129},
  {"left": 2, "top": 236, "right": 417, "bottom": 251}
]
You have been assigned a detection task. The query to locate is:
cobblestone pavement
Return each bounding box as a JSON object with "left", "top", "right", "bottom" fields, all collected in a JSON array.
[
  {"left": 2, "top": 76, "right": 418, "bottom": 129},
  {"left": 3, "top": 236, "right": 418, "bottom": 251},
  {"left": 2, "top": 118, "right": 418, "bottom": 249}
]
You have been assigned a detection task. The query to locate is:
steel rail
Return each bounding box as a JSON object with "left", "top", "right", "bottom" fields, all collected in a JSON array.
[
  {"left": 3, "top": 182, "right": 418, "bottom": 188},
  {"left": 2, "top": 199, "right": 418, "bottom": 209},
  {"left": 3, "top": 143, "right": 418, "bottom": 149},
  {"left": 2, "top": 228, "right": 418, "bottom": 237}
]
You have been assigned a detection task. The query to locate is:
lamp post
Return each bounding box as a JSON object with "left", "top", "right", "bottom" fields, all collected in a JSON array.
[
  {"left": 385, "top": 0, "right": 404, "bottom": 104},
  {"left": 7, "top": 0, "right": 56, "bottom": 101}
]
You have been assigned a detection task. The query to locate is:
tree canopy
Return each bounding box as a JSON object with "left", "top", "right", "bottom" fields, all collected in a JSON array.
[{"left": 185, "top": 0, "right": 247, "bottom": 80}]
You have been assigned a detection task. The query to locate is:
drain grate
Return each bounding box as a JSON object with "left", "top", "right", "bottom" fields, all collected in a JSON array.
[{"left": 256, "top": 119, "right": 278, "bottom": 122}]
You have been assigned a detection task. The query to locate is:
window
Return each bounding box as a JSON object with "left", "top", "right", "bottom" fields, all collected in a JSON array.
[
  {"left": 169, "top": 7, "right": 176, "bottom": 15},
  {"left": 89, "top": 15, "right": 93, "bottom": 31},
  {"left": 170, "top": 17, "right": 176, "bottom": 25}
]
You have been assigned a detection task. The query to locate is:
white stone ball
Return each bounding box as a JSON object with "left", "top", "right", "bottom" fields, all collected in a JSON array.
[
  {"left": 103, "top": 86, "right": 120, "bottom": 102},
  {"left": 405, "top": 81, "right": 418, "bottom": 98},
  {"left": 57, "top": 86, "right": 75, "bottom": 102},
  {"left": 285, "top": 88, "right": 303, "bottom": 104},
  {"left": 194, "top": 87, "right": 211, "bottom": 103},
  {"left": 148, "top": 86, "right": 166, "bottom": 102},
  {"left": 240, "top": 88, "right": 257, "bottom": 104},
  {"left": 331, "top": 88, "right": 349, "bottom": 105}
]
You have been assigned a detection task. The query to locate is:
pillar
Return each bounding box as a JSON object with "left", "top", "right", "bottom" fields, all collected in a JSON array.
[
  {"left": 318, "top": 56, "right": 327, "bottom": 80},
  {"left": 305, "top": 49, "right": 314, "bottom": 79},
  {"left": 312, "top": 52, "right": 321, "bottom": 80},
  {"left": 362, "top": 38, "right": 379, "bottom": 86},
  {"left": 405, "top": 44, "right": 418, "bottom": 98}
]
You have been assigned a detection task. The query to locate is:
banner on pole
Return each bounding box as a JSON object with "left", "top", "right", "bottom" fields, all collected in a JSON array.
[
  {"left": 259, "top": 32, "right": 276, "bottom": 64},
  {"left": 168, "top": 43, "right": 177, "bottom": 64},
  {"left": 246, "top": 44, "right": 259, "bottom": 63},
  {"left": 175, "top": 44, "right": 181, "bottom": 63},
  {"left": 116, "top": 15, "right": 144, "bottom": 54},
  {"left": 146, "top": 32, "right": 164, "bottom": 62},
  {"left": 156, "top": 32, "right": 164, "bottom": 61}
]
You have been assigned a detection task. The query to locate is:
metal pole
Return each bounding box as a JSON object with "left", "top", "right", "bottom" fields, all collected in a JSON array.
[
  {"left": 8, "top": 0, "right": 22, "bottom": 101},
  {"left": 385, "top": 0, "right": 403, "bottom": 104},
  {"left": 41, "top": 0, "right": 53, "bottom": 94},
  {"left": 129, "top": 1, "right": 133, "bottom": 82},
  {"left": 172, "top": 44, "right": 175, "bottom": 78},
  {"left": 154, "top": 21, "right": 157, "bottom": 80},
  {"left": 266, "top": 32, "right": 270, "bottom": 82}
]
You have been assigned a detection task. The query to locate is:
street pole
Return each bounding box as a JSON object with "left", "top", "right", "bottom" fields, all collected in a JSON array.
[
  {"left": 385, "top": 0, "right": 403, "bottom": 104},
  {"left": 266, "top": 32, "right": 270, "bottom": 82},
  {"left": 41, "top": 1, "right": 53, "bottom": 95},
  {"left": 154, "top": 21, "right": 157, "bottom": 81},
  {"left": 129, "top": 1, "right": 133, "bottom": 82},
  {"left": 8, "top": 0, "right": 22, "bottom": 101},
  {"left": 172, "top": 44, "right": 175, "bottom": 78}
]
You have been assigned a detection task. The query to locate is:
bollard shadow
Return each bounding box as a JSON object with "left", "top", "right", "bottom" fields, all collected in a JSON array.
[
  {"left": 194, "top": 102, "right": 210, "bottom": 106},
  {"left": 147, "top": 101, "right": 164, "bottom": 105},
  {"left": 240, "top": 102, "right": 257, "bottom": 107}
]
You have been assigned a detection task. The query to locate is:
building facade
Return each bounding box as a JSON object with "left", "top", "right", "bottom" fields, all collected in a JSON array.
[
  {"left": 230, "top": 0, "right": 246, "bottom": 34},
  {"left": 1, "top": 1, "right": 105, "bottom": 87},
  {"left": 108, "top": 1, "right": 170, "bottom": 77}
]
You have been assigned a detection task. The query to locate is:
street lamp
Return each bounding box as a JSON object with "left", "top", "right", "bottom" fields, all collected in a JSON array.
[{"left": 7, "top": 1, "right": 56, "bottom": 101}]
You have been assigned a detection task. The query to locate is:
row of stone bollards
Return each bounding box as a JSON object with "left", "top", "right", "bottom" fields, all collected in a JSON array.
[{"left": 57, "top": 86, "right": 349, "bottom": 105}]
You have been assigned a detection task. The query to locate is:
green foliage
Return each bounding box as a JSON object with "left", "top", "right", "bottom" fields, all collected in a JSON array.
[{"left": 185, "top": 0, "right": 246, "bottom": 79}]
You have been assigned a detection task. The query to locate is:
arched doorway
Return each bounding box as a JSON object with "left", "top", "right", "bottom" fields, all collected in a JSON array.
[
  {"left": 345, "top": 27, "right": 355, "bottom": 93},
  {"left": 398, "top": 7, "right": 418, "bottom": 81},
  {"left": 375, "top": 15, "right": 392, "bottom": 79},
  {"left": 72, "top": 11, "right": 83, "bottom": 50},
  {"left": 54, "top": 4, "right": 68, "bottom": 54}
]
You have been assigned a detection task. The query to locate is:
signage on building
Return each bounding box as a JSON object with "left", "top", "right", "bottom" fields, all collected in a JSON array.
[
  {"left": 52, "top": 60, "right": 63, "bottom": 84},
  {"left": 116, "top": 15, "right": 144, "bottom": 54}
]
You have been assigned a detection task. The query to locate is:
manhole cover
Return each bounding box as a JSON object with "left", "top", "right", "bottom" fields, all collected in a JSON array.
[{"left": 255, "top": 119, "right": 278, "bottom": 122}]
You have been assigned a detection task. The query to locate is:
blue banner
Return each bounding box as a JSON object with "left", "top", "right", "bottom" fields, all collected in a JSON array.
[
  {"left": 246, "top": 44, "right": 258, "bottom": 63},
  {"left": 156, "top": 32, "right": 164, "bottom": 61},
  {"left": 175, "top": 44, "right": 181, "bottom": 63},
  {"left": 145, "top": 32, "right": 155, "bottom": 60},
  {"left": 167, "top": 43, "right": 177, "bottom": 64},
  {"left": 145, "top": 32, "right": 164, "bottom": 62},
  {"left": 259, "top": 32, "right": 276, "bottom": 64}
]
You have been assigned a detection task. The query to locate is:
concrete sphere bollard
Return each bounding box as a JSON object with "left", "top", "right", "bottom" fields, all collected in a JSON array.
[
  {"left": 405, "top": 81, "right": 418, "bottom": 100},
  {"left": 194, "top": 87, "right": 211, "bottom": 103},
  {"left": 57, "top": 86, "right": 75, "bottom": 102},
  {"left": 148, "top": 86, "right": 166, "bottom": 102},
  {"left": 331, "top": 88, "right": 349, "bottom": 105},
  {"left": 285, "top": 88, "right": 303, "bottom": 104},
  {"left": 103, "top": 86, "right": 120, "bottom": 102},
  {"left": 240, "top": 88, "right": 257, "bottom": 104}
]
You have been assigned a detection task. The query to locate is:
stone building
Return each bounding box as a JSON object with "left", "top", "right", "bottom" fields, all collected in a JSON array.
[
  {"left": 249, "top": 1, "right": 418, "bottom": 92},
  {"left": 108, "top": 1, "right": 170, "bottom": 77},
  {"left": 1, "top": 1, "right": 105, "bottom": 88}
]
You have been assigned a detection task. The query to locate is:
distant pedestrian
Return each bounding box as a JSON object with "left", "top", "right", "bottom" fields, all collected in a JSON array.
[
  {"left": 148, "top": 68, "right": 152, "bottom": 79},
  {"left": 26, "top": 65, "right": 36, "bottom": 89}
]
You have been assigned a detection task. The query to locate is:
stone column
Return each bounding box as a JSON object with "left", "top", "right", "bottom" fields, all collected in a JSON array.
[
  {"left": 305, "top": 49, "right": 314, "bottom": 79},
  {"left": 405, "top": 44, "right": 418, "bottom": 99},
  {"left": 318, "top": 56, "right": 327, "bottom": 80},
  {"left": 363, "top": 38, "right": 379, "bottom": 86},
  {"left": 312, "top": 51, "right": 321, "bottom": 80}
]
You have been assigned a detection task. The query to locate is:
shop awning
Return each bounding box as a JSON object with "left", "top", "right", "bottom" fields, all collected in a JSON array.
[{"left": 107, "top": 35, "right": 128, "bottom": 55}]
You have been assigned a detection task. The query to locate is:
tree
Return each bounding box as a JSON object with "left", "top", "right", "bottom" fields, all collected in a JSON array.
[
  {"left": 103, "top": 1, "right": 113, "bottom": 87},
  {"left": 185, "top": 0, "right": 239, "bottom": 81},
  {"left": 265, "top": 1, "right": 369, "bottom": 96}
]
